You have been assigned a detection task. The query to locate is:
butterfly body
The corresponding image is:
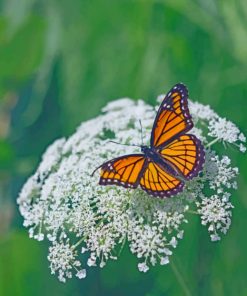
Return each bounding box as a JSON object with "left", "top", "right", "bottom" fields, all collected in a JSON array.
[
  {"left": 141, "top": 145, "right": 158, "bottom": 159},
  {"left": 96, "top": 83, "right": 205, "bottom": 198},
  {"left": 141, "top": 145, "right": 179, "bottom": 177}
]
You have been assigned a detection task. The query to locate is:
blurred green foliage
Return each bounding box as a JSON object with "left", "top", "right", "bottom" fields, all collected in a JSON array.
[{"left": 0, "top": 0, "right": 247, "bottom": 295}]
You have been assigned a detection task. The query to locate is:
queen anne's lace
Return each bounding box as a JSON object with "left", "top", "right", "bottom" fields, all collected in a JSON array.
[
  {"left": 196, "top": 193, "right": 233, "bottom": 241},
  {"left": 18, "top": 96, "right": 246, "bottom": 282}
]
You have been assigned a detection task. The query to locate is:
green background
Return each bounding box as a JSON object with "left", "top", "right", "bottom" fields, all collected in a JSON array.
[{"left": 0, "top": 1, "right": 246, "bottom": 295}]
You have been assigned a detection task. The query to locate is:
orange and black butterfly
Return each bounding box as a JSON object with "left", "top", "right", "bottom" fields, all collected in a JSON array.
[{"left": 94, "top": 83, "right": 205, "bottom": 198}]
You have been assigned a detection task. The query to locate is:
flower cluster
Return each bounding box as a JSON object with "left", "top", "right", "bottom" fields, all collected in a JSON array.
[
  {"left": 196, "top": 193, "right": 233, "bottom": 242},
  {"left": 18, "top": 94, "right": 245, "bottom": 282},
  {"left": 48, "top": 239, "right": 86, "bottom": 282}
]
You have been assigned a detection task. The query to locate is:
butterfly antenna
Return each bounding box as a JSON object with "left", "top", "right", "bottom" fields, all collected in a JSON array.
[
  {"left": 108, "top": 140, "right": 140, "bottom": 148},
  {"left": 91, "top": 164, "right": 103, "bottom": 177},
  {"left": 139, "top": 119, "right": 144, "bottom": 146}
]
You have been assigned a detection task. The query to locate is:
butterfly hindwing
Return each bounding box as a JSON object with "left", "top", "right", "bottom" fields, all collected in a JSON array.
[
  {"left": 140, "top": 162, "right": 184, "bottom": 198},
  {"left": 151, "top": 83, "right": 193, "bottom": 149},
  {"left": 99, "top": 154, "right": 146, "bottom": 188},
  {"left": 159, "top": 134, "right": 205, "bottom": 180}
]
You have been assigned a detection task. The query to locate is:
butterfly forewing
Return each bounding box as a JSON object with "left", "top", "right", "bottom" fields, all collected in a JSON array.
[
  {"left": 99, "top": 155, "right": 146, "bottom": 188},
  {"left": 151, "top": 83, "right": 193, "bottom": 149}
]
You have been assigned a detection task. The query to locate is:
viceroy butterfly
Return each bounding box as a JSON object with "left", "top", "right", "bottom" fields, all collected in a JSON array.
[{"left": 93, "top": 83, "right": 205, "bottom": 198}]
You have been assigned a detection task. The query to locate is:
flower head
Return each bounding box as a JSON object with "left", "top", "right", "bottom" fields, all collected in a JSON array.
[
  {"left": 208, "top": 117, "right": 245, "bottom": 151},
  {"left": 48, "top": 239, "right": 85, "bottom": 282},
  {"left": 196, "top": 193, "right": 233, "bottom": 241},
  {"left": 18, "top": 95, "right": 245, "bottom": 281}
]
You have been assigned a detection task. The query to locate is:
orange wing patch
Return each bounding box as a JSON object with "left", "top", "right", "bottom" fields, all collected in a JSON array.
[
  {"left": 160, "top": 134, "right": 205, "bottom": 180},
  {"left": 99, "top": 155, "right": 146, "bottom": 188},
  {"left": 140, "top": 162, "right": 184, "bottom": 198},
  {"left": 151, "top": 84, "right": 193, "bottom": 148},
  {"left": 153, "top": 109, "right": 187, "bottom": 147}
]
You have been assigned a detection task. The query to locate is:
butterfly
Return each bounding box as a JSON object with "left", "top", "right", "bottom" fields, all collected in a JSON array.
[{"left": 94, "top": 83, "right": 205, "bottom": 198}]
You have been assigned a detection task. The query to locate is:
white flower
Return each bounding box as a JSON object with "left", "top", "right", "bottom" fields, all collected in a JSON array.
[
  {"left": 160, "top": 256, "right": 169, "bottom": 265},
  {"left": 81, "top": 247, "right": 87, "bottom": 254},
  {"left": 210, "top": 234, "right": 221, "bottom": 242},
  {"left": 17, "top": 95, "right": 245, "bottom": 281},
  {"left": 76, "top": 269, "right": 86, "bottom": 279},
  {"left": 138, "top": 262, "right": 149, "bottom": 272},
  {"left": 208, "top": 118, "right": 246, "bottom": 152},
  {"left": 48, "top": 240, "right": 83, "bottom": 282},
  {"left": 170, "top": 237, "right": 178, "bottom": 248},
  {"left": 206, "top": 155, "right": 238, "bottom": 193},
  {"left": 208, "top": 118, "right": 239, "bottom": 143},
  {"left": 177, "top": 230, "right": 184, "bottom": 239},
  {"left": 37, "top": 138, "right": 66, "bottom": 182},
  {"left": 196, "top": 194, "right": 233, "bottom": 241},
  {"left": 239, "top": 133, "right": 246, "bottom": 142},
  {"left": 87, "top": 254, "right": 97, "bottom": 267},
  {"left": 189, "top": 101, "right": 217, "bottom": 121},
  {"left": 239, "top": 143, "right": 246, "bottom": 153}
]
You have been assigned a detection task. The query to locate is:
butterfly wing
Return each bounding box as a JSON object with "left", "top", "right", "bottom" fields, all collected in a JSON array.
[
  {"left": 99, "top": 154, "right": 146, "bottom": 188},
  {"left": 160, "top": 134, "right": 205, "bottom": 180},
  {"left": 140, "top": 161, "right": 184, "bottom": 198},
  {"left": 151, "top": 83, "right": 193, "bottom": 149}
]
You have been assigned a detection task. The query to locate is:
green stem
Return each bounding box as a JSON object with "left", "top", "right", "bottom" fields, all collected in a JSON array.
[
  {"left": 206, "top": 138, "right": 219, "bottom": 148},
  {"left": 170, "top": 259, "right": 192, "bottom": 296},
  {"left": 72, "top": 236, "right": 87, "bottom": 250},
  {"left": 118, "top": 234, "right": 127, "bottom": 256},
  {"left": 187, "top": 210, "right": 199, "bottom": 215}
]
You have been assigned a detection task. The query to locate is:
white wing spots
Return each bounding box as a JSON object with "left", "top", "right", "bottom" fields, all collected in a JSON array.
[{"left": 107, "top": 163, "right": 114, "bottom": 170}]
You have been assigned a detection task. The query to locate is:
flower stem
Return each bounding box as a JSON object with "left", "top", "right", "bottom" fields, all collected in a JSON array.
[
  {"left": 170, "top": 259, "right": 192, "bottom": 296},
  {"left": 206, "top": 138, "right": 219, "bottom": 148},
  {"left": 118, "top": 234, "right": 127, "bottom": 256},
  {"left": 72, "top": 236, "right": 87, "bottom": 250},
  {"left": 187, "top": 210, "right": 199, "bottom": 215}
]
